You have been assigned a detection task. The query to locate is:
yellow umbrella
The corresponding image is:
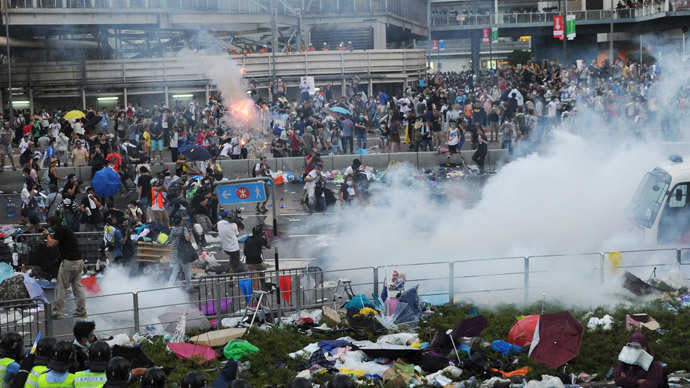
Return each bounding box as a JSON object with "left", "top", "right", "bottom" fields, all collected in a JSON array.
[{"left": 64, "top": 110, "right": 85, "bottom": 120}]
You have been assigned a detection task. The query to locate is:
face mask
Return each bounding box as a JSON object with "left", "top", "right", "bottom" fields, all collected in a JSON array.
[
  {"left": 346, "top": 181, "right": 353, "bottom": 186},
  {"left": 359, "top": 115, "right": 364, "bottom": 119},
  {"left": 296, "top": 118, "right": 300, "bottom": 122}
]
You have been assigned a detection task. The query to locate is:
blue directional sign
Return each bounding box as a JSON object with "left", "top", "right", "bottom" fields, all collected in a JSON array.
[{"left": 217, "top": 182, "right": 266, "bottom": 205}]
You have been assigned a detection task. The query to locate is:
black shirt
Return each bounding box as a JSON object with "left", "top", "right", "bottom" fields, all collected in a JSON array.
[
  {"left": 52, "top": 225, "right": 81, "bottom": 261},
  {"left": 138, "top": 175, "right": 152, "bottom": 200},
  {"left": 243, "top": 235, "right": 268, "bottom": 264}
]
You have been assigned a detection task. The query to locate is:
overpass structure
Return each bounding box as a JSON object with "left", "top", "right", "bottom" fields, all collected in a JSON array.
[
  {"left": 430, "top": 1, "right": 690, "bottom": 73},
  {"left": 0, "top": 49, "right": 426, "bottom": 111}
]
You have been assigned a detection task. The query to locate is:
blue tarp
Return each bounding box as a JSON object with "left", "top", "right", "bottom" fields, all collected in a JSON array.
[
  {"left": 491, "top": 340, "right": 523, "bottom": 355},
  {"left": 344, "top": 294, "right": 374, "bottom": 310}
]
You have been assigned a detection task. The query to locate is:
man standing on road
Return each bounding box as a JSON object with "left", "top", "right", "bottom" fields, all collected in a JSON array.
[
  {"left": 0, "top": 121, "right": 15, "bottom": 171},
  {"left": 217, "top": 211, "right": 241, "bottom": 272},
  {"left": 340, "top": 115, "right": 354, "bottom": 155},
  {"left": 45, "top": 215, "right": 87, "bottom": 320}
]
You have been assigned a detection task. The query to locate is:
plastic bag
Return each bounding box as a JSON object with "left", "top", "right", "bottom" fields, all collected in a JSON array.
[
  {"left": 0, "top": 263, "right": 14, "bottom": 283},
  {"left": 199, "top": 251, "right": 218, "bottom": 267}
]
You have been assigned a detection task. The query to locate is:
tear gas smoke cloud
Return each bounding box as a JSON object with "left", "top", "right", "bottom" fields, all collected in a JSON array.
[
  {"left": 303, "top": 42, "right": 690, "bottom": 306},
  {"left": 86, "top": 266, "right": 189, "bottom": 335}
]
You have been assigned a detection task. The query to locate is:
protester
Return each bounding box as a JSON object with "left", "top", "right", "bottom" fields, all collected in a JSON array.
[
  {"left": 72, "top": 321, "right": 96, "bottom": 372},
  {"left": 243, "top": 225, "right": 271, "bottom": 291},
  {"left": 218, "top": 211, "right": 241, "bottom": 272},
  {"left": 614, "top": 333, "right": 664, "bottom": 388},
  {"left": 167, "top": 216, "right": 193, "bottom": 293},
  {"left": 45, "top": 216, "right": 87, "bottom": 319}
]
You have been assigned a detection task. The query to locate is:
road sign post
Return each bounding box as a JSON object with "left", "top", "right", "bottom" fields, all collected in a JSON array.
[{"left": 214, "top": 178, "right": 281, "bottom": 317}]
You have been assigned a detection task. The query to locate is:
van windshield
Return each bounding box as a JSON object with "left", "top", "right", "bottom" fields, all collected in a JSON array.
[{"left": 628, "top": 168, "right": 672, "bottom": 228}]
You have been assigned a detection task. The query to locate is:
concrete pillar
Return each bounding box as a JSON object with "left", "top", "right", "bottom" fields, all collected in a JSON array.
[
  {"left": 123, "top": 88, "right": 128, "bottom": 107},
  {"left": 29, "top": 88, "right": 33, "bottom": 114},
  {"left": 470, "top": 33, "right": 480, "bottom": 74},
  {"left": 342, "top": 78, "right": 346, "bottom": 97},
  {"left": 205, "top": 85, "right": 210, "bottom": 100},
  {"left": 372, "top": 21, "right": 387, "bottom": 49},
  {"left": 81, "top": 88, "right": 86, "bottom": 109},
  {"left": 164, "top": 85, "right": 169, "bottom": 108},
  {"left": 368, "top": 77, "right": 373, "bottom": 97}
]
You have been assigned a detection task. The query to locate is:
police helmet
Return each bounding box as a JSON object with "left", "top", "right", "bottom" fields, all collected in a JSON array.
[
  {"left": 47, "top": 340, "right": 75, "bottom": 372},
  {"left": 106, "top": 357, "right": 130, "bottom": 384},
  {"left": 35, "top": 337, "right": 57, "bottom": 365},
  {"left": 181, "top": 371, "right": 208, "bottom": 388},
  {"left": 88, "top": 341, "right": 111, "bottom": 373},
  {"left": 140, "top": 367, "right": 167, "bottom": 388},
  {"left": 0, "top": 332, "right": 24, "bottom": 360}
]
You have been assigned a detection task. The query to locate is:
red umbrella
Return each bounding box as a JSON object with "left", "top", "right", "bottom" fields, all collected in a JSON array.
[
  {"left": 528, "top": 311, "right": 584, "bottom": 368},
  {"left": 507, "top": 314, "right": 540, "bottom": 348},
  {"left": 167, "top": 343, "right": 217, "bottom": 363}
]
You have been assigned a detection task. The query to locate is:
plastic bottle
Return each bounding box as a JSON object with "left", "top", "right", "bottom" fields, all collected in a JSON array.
[{"left": 6, "top": 199, "right": 15, "bottom": 218}]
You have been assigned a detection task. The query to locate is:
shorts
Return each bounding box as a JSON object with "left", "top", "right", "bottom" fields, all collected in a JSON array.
[
  {"left": 379, "top": 136, "right": 388, "bottom": 142},
  {"left": 27, "top": 210, "right": 40, "bottom": 225},
  {"left": 151, "top": 139, "right": 163, "bottom": 151},
  {"left": 246, "top": 262, "right": 267, "bottom": 272}
]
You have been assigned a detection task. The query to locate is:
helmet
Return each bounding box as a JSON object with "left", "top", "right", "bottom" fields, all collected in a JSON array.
[
  {"left": 106, "top": 357, "right": 130, "bottom": 384},
  {"left": 0, "top": 332, "right": 23, "bottom": 360},
  {"left": 88, "top": 341, "right": 111, "bottom": 373},
  {"left": 35, "top": 337, "right": 57, "bottom": 365},
  {"left": 141, "top": 367, "right": 167, "bottom": 388},
  {"left": 47, "top": 340, "right": 74, "bottom": 372},
  {"left": 181, "top": 371, "right": 208, "bottom": 388}
]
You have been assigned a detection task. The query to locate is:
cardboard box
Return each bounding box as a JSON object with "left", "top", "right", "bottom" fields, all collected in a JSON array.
[
  {"left": 322, "top": 306, "right": 341, "bottom": 326},
  {"left": 189, "top": 328, "right": 247, "bottom": 347}
]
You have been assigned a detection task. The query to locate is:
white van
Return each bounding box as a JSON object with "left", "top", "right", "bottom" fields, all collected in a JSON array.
[{"left": 628, "top": 155, "right": 690, "bottom": 245}]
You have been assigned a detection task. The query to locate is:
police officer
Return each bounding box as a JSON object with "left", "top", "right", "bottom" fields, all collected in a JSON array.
[
  {"left": 24, "top": 338, "right": 57, "bottom": 388},
  {"left": 180, "top": 372, "right": 207, "bottom": 388},
  {"left": 140, "top": 368, "right": 166, "bottom": 388},
  {"left": 101, "top": 358, "right": 129, "bottom": 388},
  {"left": 36, "top": 341, "right": 75, "bottom": 388},
  {"left": 0, "top": 332, "right": 24, "bottom": 388},
  {"left": 72, "top": 342, "right": 110, "bottom": 388}
]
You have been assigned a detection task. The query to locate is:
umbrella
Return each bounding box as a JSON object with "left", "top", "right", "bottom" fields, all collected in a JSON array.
[
  {"left": 451, "top": 315, "right": 488, "bottom": 340},
  {"left": 91, "top": 168, "right": 121, "bottom": 198},
  {"left": 528, "top": 311, "right": 584, "bottom": 368},
  {"left": 329, "top": 106, "right": 350, "bottom": 115},
  {"left": 158, "top": 305, "right": 211, "bottom": 333},
  {"left": 166, "top": 343, "right": 216, "bottom": 363},
  {"left": 21, "top": 274, "right": 46, "bottom": 302},
  {"left": 179, "top": 145, "right": 212, "bottom": 161},
  {"left": 111, "top": 345, "right": 155, "bottom": 369},
  {"left": 64, "top": 110, "right": 85, "bottom": 120},
  {"left": 83, "top": 114, "right": 102, "bottom": 129},
  {"left": 507, "top": 314, "right": 540, "bottom": 348}
]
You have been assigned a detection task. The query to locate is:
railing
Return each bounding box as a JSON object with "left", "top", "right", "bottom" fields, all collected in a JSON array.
[
  {"left": 431, "top": 4, "right": 669, "bottom": 27},
  {"left": 0, "top": 298, "right": 52, "bottom": 347},
  {"left": 0, "top": 50, "right": 427, "bottom": 89},
  {"left": 17, "top": 245, "right": 689, "bottom": 345},
  {"left": 4, "top": 0, "right": 428, "bottom": 24}
]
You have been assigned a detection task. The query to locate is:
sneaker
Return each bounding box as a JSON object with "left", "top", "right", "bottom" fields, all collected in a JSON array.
[
  {"left": 17, "top": 220, "right": 26, "bottom": 225},
  {"left": 51, "top": 314, "right": 64, "bottom": 320},
  {"left": 75, "top": 313, "right": 88, "bottom": 318}
]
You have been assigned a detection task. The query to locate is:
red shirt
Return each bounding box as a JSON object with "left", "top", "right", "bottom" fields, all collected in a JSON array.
[
  {"left": 106, "top": 153, "right": 122, "bottom": 173},
  {"left": 23, "top": 125, "right": 32, "bottom": 136}
]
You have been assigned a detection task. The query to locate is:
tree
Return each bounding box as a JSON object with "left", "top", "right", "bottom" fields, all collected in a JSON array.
[
  {"left": 625, "top": 50, "right": 656, "bottom": 65},
  {"left": 507, "top": 50, "right": 532, "bottom": 67}
]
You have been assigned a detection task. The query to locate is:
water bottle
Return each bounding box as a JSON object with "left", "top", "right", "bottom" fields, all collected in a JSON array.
[{"left": 6, "top": 199, "right": 15, "bottom": 218}]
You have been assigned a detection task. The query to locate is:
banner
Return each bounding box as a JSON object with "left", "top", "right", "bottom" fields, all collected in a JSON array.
[
  {"left": 553, "top": 15, "right": 563, "bottom": 38},
  {"left": 432, "top": 40, "right": 438, "bottom": 51},
  {"left": 482, "top": 28, "right": 490, "bottom": 44},
  {"left": 566, "top": 15, "right": 576, "bottom": 40},
  {"left": 439, "top": 40, "right": 445, "bottom": 51},
  {"left": 491, "top": 27, "right": 499, "bottom": 43}
]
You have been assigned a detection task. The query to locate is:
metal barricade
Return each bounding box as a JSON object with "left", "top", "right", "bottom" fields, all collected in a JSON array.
[{"left": 0, "top": 298, "right": 52, "bottom": 347}]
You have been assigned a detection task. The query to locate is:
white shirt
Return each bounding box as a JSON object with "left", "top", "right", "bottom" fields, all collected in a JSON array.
[
  {"left": 21, "top": 187, "right": 33, "bottom": 205},
  {"left": 217, "top": 220, "right": 239, "bottom": 252},
  {"left": 19, "top": 138, "right": 29, "bottom": 154},
  {"left": 547, "top": 100, "right": 559, "bottom": 118},
  {"left": 220, "top": 143, "right": 232, "bottom": 157},
  {"left": 304, "top": 169, "right": 321, "bottom": 199},
  {"left": 49, "top": 123, "right": 60, "bottom": 138},
  {"left": 170, "top": 131, "right": 178, "bottom": 148}
]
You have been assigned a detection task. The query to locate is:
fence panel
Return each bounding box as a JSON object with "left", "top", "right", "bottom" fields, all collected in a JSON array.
[{"left": 0, "top": 298, "right": 51, "bottom": 347}]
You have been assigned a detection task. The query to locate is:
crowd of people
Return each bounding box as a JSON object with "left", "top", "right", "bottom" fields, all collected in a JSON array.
[{"left": 0, "top": 324, "right": 360, "bottom": 388}]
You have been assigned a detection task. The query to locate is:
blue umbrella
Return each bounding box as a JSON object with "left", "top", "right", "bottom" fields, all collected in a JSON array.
[
  {"left": 91, "top": 168, "right": 121, "bottom": 198},
  {"left": 179, "top": 145, "right": 212, "bottom": 161},
  {"left": 329, "top": 106, "right": 350, "bottom": 115}
]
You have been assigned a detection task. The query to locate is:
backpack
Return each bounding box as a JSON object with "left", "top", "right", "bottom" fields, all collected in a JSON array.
[{"left": 167, "top": 179, "right": 184, "bottom": 199}]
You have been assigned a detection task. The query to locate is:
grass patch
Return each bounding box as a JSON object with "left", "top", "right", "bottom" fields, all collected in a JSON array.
[{"left": 137, "top": 298, "right": 690, "bottom": 387}]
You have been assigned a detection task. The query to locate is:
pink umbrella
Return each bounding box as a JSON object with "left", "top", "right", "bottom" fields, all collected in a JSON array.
[{"left": 167, "top": 343, "right": 217, "bottom": 363}]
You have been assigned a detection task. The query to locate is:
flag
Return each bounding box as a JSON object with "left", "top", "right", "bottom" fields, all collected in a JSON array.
[
  {"left": 482, "top": 28, "right": 490, "bottom": 44},
  {"left": 491, "top": 27, "right": 499, "bottom": 43},
  {"left": 432, "top": 40, "right": 439, "bottom": 51},
  {"left": 439, "top": 40, "right": 445, "bottom": 51},
  {"left": 566, "top": 15, "right": 576, "bottom": 40},
  {"left": 553, "top": 15, "right": 564, "bottom": 38}
]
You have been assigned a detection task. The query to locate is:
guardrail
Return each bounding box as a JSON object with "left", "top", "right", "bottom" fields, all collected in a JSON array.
[
  {"left": 18, "top": 245, "right": 689, "bottom": 344},
  {"left": 431, "top": 4, "right": 668, "bottom": 27},
  {"left": 0, "top": 297, "right": 52, "bottom": 347},
  {"left": 0, "top": 50, "right": 426, "bottom": 89}
]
